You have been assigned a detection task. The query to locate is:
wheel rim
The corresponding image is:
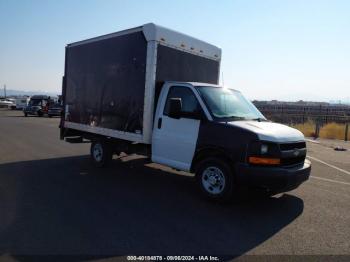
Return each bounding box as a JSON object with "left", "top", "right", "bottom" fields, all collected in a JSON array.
[
  {"left": 93, "top": 143, "right": 103, "bottom": 162},
  {"left": 201, "top": 166, "right": 226, "bottom": 195}
]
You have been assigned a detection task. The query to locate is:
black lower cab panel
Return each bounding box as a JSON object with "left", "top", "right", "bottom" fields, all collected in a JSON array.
[{"left": 235, "top": 159, "right": 311, "bottom": 194}]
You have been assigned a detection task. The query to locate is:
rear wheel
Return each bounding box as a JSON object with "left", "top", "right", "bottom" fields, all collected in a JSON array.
[
  {"left": 48, "top": 114, "right": 52, "bottom": 118},
  {"left": 196, "top": 157, "right": 235, "bottom": 201},
  {"left": 90, "top": 139, "right": 113, "bottom": 167},
  {"left": 24, "top": 112, "right": 28, "bottom": 117},
  {"left": 37, "top": 111, "right": 43, "bottom": 117}
]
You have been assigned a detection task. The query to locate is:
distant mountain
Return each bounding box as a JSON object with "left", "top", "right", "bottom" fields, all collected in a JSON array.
[{"left": 1, "top": 89, "right": 60, "bottom": 98}]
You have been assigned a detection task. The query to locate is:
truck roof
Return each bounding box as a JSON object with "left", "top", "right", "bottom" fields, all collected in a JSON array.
[
  {"left": 30, "top": 95, "right": 50, "bottom": 100},
  {"left": 67, "top": 23, "right": 221, "bottom": 61},
  {"left": 165, "top": 81, "right": 221, "bottom": 87},
  {"left": 164, "top": 81, "right": 241, "bottom": 93}
]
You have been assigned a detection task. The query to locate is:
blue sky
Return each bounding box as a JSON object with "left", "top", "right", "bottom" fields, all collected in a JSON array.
[{"left": 0, "top": 0, "right": 349, "bottom": 101}]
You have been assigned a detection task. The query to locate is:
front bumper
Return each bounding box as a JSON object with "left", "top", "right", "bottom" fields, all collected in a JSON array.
[
  {"left": 235, "top": 159, "right": 311, "bottom": 194},
  {"left": 24, "top": 107, "right": 39, "bottom": 114}
]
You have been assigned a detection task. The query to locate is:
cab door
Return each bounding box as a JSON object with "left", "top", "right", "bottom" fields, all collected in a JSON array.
[{"left": 152, "top": 85, "right": 204, "bottom": 171}]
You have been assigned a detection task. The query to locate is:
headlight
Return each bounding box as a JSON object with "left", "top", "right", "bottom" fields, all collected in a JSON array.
[
  {"left": 248, "top": 141, "right": 279, "bottom": 157},
  {"left": 248, "top": 141, "right": 280, "bottom": 165},
  {"left": 261, "top": 144, "right": 268, "bottom": 154}
]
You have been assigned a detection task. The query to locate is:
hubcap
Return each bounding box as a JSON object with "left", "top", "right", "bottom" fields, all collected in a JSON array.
[
  {"left": 201, "top": 166, "right": 226, "bottom": 195},
  {"left": 93, "top": 143, "right": 103, "bottom": 162}
]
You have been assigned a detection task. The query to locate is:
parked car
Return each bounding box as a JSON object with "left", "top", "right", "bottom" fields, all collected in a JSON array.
[
  {"left": 0, "top": 99, "right": 15, "bottom": 109},
  {"left": 60, "top": 23, "right": 311, "bottom": 201},
  {"left": 23, "top": 95, "right": 53, "bottom": 117}
]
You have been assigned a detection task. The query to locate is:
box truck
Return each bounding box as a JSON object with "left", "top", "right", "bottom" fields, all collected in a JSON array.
[{"left": 60, "top": 23, "right": 311, "bottom": 201}]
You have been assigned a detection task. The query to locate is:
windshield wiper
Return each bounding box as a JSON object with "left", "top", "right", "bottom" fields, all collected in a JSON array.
[
  {"left": 216, "top": 116, "right": 246, "bottom": 121},
  {"left": 251, "top": 117, "right": 267, "bottom": 122}
]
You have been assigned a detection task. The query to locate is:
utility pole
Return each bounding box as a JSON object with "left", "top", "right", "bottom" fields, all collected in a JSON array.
[{"left": 3, "top": 84, "right": 6, "bottom": 98}]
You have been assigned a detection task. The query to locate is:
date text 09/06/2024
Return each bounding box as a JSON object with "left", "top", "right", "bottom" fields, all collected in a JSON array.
[{"left": 127, "top": 256, "right": 219, "bottom": 261}]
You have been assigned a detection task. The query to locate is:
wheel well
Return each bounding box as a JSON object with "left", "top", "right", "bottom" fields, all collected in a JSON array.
[{"left": 191, "top": 148, "right": 234, "bottom": 173}]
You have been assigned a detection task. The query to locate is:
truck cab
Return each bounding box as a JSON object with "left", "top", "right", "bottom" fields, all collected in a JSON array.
[{"left": 149, "top": 81, "right": 311, "bottom": 200}]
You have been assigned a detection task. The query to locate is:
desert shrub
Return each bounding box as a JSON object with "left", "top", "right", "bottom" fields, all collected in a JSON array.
[
  {"left": 291, "top": 121, "right": 349, "bottom": 140},
  {"left": 291, "top": 121, "right": 315, "bottom": 137},
  {"left": 320, "top": 122, "right": 348, "bottom": 140}
]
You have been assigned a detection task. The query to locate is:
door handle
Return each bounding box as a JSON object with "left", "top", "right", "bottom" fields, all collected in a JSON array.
[{"left": 158, "top": 117, "right": 162, "bottom": 129}]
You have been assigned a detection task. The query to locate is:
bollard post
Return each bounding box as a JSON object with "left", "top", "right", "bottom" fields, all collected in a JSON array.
[{"left": 345, "top": 123, "right": 349, "bottom": 141}]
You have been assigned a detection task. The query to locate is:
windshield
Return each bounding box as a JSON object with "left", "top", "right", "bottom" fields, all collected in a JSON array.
[
  {"left": 197, "top": 86, "right": 266, "bottom": 121},
  {"left": 29, "top": 99, "right": 41, "bottom": 106}
]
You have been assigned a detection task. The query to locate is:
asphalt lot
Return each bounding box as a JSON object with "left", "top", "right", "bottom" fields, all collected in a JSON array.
[{"left": 0, "top": 109, "right": 349, "bottom": 260}]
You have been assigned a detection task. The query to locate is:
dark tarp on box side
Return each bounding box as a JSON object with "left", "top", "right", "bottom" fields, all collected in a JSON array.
[
  {"left": 154, "top": 44, "right": 220, "bottom": 103},
  {"left": 65, "top": 31, "right": 147, "bottom": 133}
]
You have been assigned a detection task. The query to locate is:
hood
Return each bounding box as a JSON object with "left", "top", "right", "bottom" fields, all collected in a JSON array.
[{"left": 227, "top": 121, "right": 304, "bottom": 143}]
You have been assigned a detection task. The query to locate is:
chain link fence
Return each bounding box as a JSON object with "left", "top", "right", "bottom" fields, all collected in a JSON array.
[{"left": 253, "top": 102, "right": 350, "bottom": 141}]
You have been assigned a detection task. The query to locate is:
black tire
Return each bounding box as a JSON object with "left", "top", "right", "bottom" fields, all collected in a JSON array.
[
  {"left": 24, "top": 112, "right": 28, "bottom": 117},
  {"left": 37, "top": 111, "right": 43, "bottom": 117},
  {"left": 48, "top": 114, "right": 52, "bottom": 118},
  {"left": 90, "top": 139, "right": 113, "bottom": 168},
  {"left": 195, "top": 157, "right": 235, "bottom": 201}
]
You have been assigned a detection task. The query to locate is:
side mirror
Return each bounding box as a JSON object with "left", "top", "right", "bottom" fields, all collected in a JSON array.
[{"left": 168, "top": 98, "right": 182, "bottom": 119}]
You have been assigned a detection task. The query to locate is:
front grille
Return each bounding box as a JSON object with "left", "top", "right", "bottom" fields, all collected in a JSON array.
[
  {"left": 279, "top": 142, "right": 306, "bottom": 151},
  {"left": 280, "top": 142, "right": 306, "bottom": 166},
  {"left": 281, "top": 156, "right": 305, "bottom": 166}
]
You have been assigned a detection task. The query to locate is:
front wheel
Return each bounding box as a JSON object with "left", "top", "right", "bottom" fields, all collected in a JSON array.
[
  {"left": 195, "top": 157, "right": 235, "bottom": 201},
  {"left": 90, "top": 139, "right": 113, "bottom": 167}
]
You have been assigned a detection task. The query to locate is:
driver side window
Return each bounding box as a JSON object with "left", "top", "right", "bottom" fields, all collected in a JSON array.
[{"left": 164, "top": 86, "right": 201, "bottom": 116}]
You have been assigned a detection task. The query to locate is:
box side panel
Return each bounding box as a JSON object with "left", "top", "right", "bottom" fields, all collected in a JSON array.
[
  {"left": 156, "top": 44, "right": 219, "bottom": 84},
  {"left": 65, "top": 31, "right": 147, "bottom": 134},
  {"left": 154, "top": 44, "right": 220, "bottom": 105}
]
